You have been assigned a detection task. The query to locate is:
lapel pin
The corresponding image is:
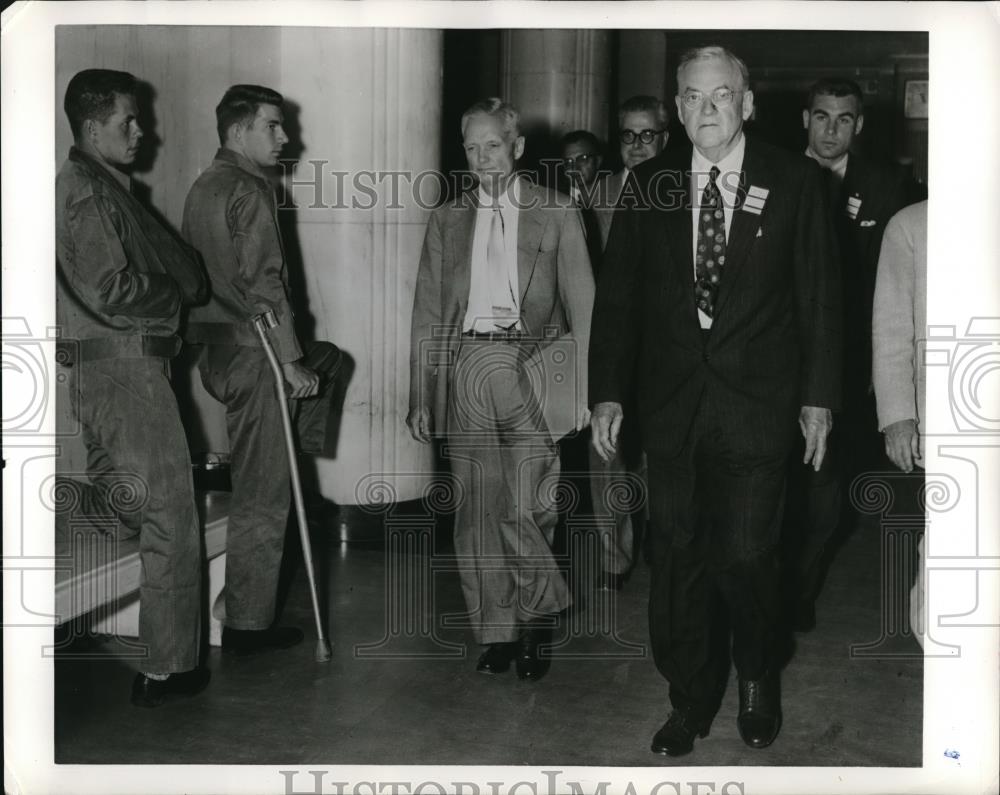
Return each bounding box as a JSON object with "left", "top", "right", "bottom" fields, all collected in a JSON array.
[{"left": 742, "top": 184, "right": 769, "bottom": 216}]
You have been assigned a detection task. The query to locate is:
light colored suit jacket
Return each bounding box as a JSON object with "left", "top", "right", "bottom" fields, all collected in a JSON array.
[
  {"left": 872, "top": 200, "right": 927, "bottom": 433},
  {"left": 409, "top": 179, "right": 594, "bottom": 438}
]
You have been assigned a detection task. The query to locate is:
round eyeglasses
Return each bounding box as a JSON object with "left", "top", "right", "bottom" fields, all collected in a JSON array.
[
  {"left": 619, "top": 129, "right": 665, "bottom": 145},
  {"left": 681, "top": 87, "right": 738, "bottom": 110}
]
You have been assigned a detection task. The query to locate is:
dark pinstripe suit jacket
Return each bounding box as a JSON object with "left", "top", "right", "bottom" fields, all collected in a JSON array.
[{"left": 589, "top": 137, "right": 842, "bottom": 460}]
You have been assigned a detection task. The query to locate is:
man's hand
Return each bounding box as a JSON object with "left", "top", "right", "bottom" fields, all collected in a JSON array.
[
  {"left": 576, "top": 405, "right": 592, "bottom": 434},
  {"left": 883, "top": 418, "right": 921, "bottom": 473},
  {"left": 800, "top": 405, "right": 833, "bottom": 472},
  {"left": 281, "top": 360, "right": 320, "bottom": 399},
  {"left": 590, "top": 401, "right": 623, "bottom": 463},
  {"left": 406, "top": 406, "right": 433, "bottom": 443}
]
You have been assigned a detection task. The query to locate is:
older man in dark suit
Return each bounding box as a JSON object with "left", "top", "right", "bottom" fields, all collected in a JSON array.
[
  {"left": 408, "top": 98, "right": 594, "bottom": 682},
  {"left": 590, "top": 47, "right": 841, "bottom": 755}
]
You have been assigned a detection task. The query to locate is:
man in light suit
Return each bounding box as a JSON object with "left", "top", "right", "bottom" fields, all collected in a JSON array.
[
  {"left": 587, "top": 96, "right": 669, "bottom": 590},
  {"left": 590, "top": 47, "right": 841, "bottom": 755},
  {"left": 872, "top": 200, "right": 927, "bottom": 646},
  {"left": 782, "top": 78, "right": 911, "bottom": 632},
  {"left": 408, "top": 98, "right": 594, "bottom": 681}
]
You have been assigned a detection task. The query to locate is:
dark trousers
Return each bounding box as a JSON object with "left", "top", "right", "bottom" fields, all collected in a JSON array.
[
  {"left": 647, "top": 401, "right": 788, "bottom": 724},
  {"left": 197, "top": 343, "right": 338, "bottom": 630},
  {"left": 72, "top": 357, "right": 201, "bottom": 673},
  {"left": 783, "top": 389, "right": 882, "bottom": 609}
]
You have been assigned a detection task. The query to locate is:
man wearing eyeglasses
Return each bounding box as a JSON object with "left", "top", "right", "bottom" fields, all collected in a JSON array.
[
  {"left": 590, "top": 46, "right": 841, "bottom": 756},
  {"left": 782, "top": 79, "right": 911, "bottom": 634},
  {"left": 593, "top": 96, "right": 670, "bottom": 250},
  {"left": 560, "top": 130, "right": 605, "bottom": 271}
]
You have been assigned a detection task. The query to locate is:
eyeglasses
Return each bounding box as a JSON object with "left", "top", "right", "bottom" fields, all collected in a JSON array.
[
  {"left": 680, "top": 87, "right": 739, "bottom": 110},
  {"left": 562, "top": 154, "right": 598, "bottom": 167},
  {"left": 619, "top": 129, "right": 665, "bottom": 145}
]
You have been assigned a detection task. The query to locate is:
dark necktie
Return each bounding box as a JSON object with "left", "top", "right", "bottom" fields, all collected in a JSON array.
[{"left": 695, "top": 166, "right": 726, "bottom": 318}]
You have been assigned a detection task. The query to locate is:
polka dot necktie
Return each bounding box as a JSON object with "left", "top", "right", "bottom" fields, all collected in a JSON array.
[{"left": 695, "top": 166, "right": 727, "bottom": 318}]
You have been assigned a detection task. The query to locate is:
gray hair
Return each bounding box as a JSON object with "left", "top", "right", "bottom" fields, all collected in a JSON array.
[
  {"left": 676, "top": 46, "right": 751, "bottom": 91},
  {"left": 460, "top": 97, "right": 521, "bottom": 141}
]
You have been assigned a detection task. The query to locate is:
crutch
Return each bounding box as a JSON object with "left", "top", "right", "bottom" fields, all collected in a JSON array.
[{"left": 252, "top": 309, "right": 332, "bottom": 662}]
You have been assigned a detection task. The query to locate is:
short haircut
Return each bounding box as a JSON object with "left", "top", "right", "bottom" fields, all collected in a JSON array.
[
  {"left": 64, "top": 69, "right": 138, "bottom": 139},
  {"left": 806, "top": 78, "right": 864, "bottom": 113},
  {"left": 617, "top": 95, "right": 670, "bottom": 130},
  {"left": 216, "top": 84, "right": 284, "bottom": 146},
  {"left": 561, "top": 129, "right": 602, "bottom": 153},
  {"left": 676, "top": 46, "right": 751, "bottom": 92},
  {"left": 460, "top": 98, "right": 521, "bottom": 141}
]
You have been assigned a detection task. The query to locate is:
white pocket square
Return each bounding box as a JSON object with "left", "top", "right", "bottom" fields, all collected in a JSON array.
[
  {"left": 860, "top": 220, "right": 877, "bottom": 227},
  {"left": 756, "top": 227, "right": 763, "bottom": 238}
]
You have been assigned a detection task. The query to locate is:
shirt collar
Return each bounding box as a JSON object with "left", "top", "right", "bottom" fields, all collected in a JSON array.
[
  {"left": 215, "top": 147, "right": 270, "bottom": 181},
  {"left": 477, "top": 174, "right": 521, "bottom": 210},
  {"left": 691, "top": 132, "right": 746, "bottom": 175},
  {"left": 805, "top": 147, "right": 849, "bottom": 180},
  {"left": 69, "top": 146, "right": 132, "bottom": 191}
]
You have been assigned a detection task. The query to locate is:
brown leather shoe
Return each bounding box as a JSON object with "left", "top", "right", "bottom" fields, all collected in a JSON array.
[{"left": 130, "top": 668, "right": 211, "bottom": 708}]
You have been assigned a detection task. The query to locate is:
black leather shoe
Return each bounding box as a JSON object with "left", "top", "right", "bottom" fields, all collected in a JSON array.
[
  {"left": 476, "top": 642, "right": 517, "bottom": 674},
  {"left": 650, "top": 709, "right": 711, "bottom": 756},
  {"left": 131, "top": 668, "right": 210, "bottom": 708},
  {"left": 515, "top": 622, "right": 552, "bottom": 681},
  {"left": 597, "top": 571, "right": 626, "bottom": 592},
  {"left": 222, "top": 625, "right": 305, "bottom": 656},
  {"left": 737, "top": 675, "right": 782, "bottom": 748}
]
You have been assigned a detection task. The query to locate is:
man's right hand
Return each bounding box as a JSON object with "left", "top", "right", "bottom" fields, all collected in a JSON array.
[
  {"left": 590, "top": 401, "right": 623, "bottom": 463},
  {"left": 406, "top": 406, "right": 433, "bottom": 443},
  {"left": 884, "top": 418, "right": 921, "bottom": 473},
  {"left": 281, "top": 360, "right": 320, "bottom": 399}
]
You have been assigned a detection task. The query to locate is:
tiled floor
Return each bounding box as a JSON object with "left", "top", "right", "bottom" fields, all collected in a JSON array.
[{"left": 54, "top": 494, "right": 922, "bottom": 767}]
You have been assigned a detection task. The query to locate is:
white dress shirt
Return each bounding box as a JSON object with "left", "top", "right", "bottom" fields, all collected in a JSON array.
[
  {"left": 690, "top": 134, "right": 746, "bottom": 328},
  {"left": 464, "top": 177, "right": 521, "bottom": 333}
]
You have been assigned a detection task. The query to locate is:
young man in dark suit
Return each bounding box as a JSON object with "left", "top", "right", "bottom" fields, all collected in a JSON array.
[
  {"left": 784, "top": 79, "right": 911, "bottom": 632},
  {"left": 590, "top": 46, "right": 842, "bottom": 755}
]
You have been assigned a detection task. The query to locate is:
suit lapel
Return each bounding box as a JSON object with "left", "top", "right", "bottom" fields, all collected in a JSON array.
[
  {"left": 448, "top": 192, "right": 476, "bottom": 317},
  {"left": 517, "top": 181, "right": 546, "bottom": 304},
  {"left": 658, "top": 148, "right": 696, "bottom": 299},
  {"left": 713, "top": 137, "right": 765, "bottom": 318}
]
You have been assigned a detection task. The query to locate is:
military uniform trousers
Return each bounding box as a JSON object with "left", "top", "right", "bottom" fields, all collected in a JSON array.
[
  {"left": 71, "top": 356, "right": 201, "bottom": 674},
  {"left": 446, "top": 339, "right": 571, "bottom": 645},
  {"left": 197, "top": 342, "right": 339, "bottom": 630}
]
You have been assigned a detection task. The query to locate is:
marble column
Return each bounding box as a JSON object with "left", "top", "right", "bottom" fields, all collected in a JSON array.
[
  {"left": 280, "top": 28, "right": 443, "bottom": 504},
  {"left": 499, "top": 29, "right": 612, "bottom": 144}
]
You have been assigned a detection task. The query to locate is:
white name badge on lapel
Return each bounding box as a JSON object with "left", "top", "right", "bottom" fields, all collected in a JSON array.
[
  {"left": 846, "top": 195, "right": 862, "bottom": 220},
  {"left": 742, "top": 185, "right": 769, "bottom": 216}
]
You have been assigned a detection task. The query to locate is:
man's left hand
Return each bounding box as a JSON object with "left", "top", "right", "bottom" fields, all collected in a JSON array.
[
  {"left": 800, "top": 405, "right": 833, "bottom": 472},
  {"left": 576, "top": 405, "right": 592, "bottom": 433}
]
